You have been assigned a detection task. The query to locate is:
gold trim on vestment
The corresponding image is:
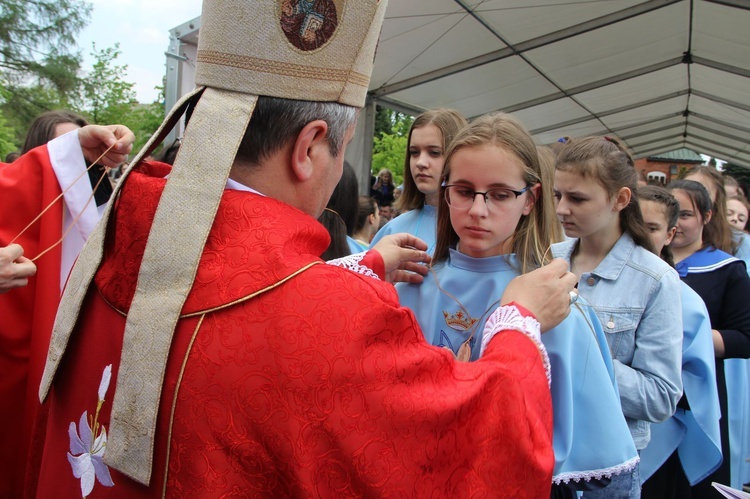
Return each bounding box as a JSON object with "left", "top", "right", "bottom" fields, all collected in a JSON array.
[
  {"left": 162, "top": 314, "right": 205, "bottom": 498},
  {"left": 181, "top": 261, "right": 322, "bottom": 317},
  {"left": 97, "top": 261, "right": 322, "bottom": 319}
]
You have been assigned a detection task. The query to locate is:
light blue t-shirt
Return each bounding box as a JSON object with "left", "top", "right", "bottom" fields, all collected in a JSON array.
[{"left": 370, "top": 204, "right": 437, "bottom": 255}]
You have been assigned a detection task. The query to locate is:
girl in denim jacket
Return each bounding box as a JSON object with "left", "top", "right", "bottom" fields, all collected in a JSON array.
[{"left": 551, "top": 137, "right": 683, "bottom": 499}]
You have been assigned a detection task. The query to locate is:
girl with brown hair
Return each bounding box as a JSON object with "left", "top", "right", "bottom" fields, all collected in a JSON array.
[
  {"left": 370, "top": 109, "right": 467, "bottom": 254},
  {"left": 551, "top": 136, "right": 684, "bottom": 499}
]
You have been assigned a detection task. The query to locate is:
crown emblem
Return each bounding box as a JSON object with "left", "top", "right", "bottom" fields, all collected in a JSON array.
[{"left": 442, "top": 310, "right": 478, "bottom": 332}]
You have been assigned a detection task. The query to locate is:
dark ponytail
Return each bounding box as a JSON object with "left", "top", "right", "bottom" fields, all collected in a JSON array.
[{"left": 638, "top": 185, "right": 680, "bottom": 267}]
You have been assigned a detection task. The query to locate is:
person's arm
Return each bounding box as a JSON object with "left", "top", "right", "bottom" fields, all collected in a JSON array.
[
  {"left": 614, "top": 269, "right": 683, "bottom": 422},
  {"left": 328, "top": 233, "right": 430, "bottom": 284},
  {"left": 0, "top": 244, "right": 36, "bottom": 293},
  {"left": 715, "top": 262, "right": 750, "bottom": 359},
  {"left": 311, "top": 267, "right": 566, "bottom": 495}
]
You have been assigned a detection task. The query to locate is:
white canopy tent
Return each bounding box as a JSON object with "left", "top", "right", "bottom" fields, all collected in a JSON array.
[{"left": 165, "top": 1, "right": 750, "bottom": 191}]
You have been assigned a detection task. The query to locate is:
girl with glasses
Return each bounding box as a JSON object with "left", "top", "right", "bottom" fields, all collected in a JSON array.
[
  {"left": 551, "top": 137, "right": 684, "bottom": 499},
  {"left": 397, "top": 112, "right": 638, "bottom": 498},
  {"left": 370, "top": 109, "right": 467, "bottom": 254}
]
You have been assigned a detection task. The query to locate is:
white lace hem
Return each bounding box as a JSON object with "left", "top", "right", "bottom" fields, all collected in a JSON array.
[
  {"left": 480, "top": 305, "right": 551, "bottom": 386},
  {"left": 326, "top": 252, "right": 380, "bottom": 280},
  {"left": 552, "top": 455, "right": 640, "bottom": 484}
]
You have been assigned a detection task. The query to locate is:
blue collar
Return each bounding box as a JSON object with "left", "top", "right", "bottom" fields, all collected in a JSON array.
[{"left": 675, "top": 246, "right": 738, "bottom": 278}]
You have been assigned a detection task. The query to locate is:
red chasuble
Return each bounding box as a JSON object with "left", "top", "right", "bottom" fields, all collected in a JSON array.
[
  {"left": 0, "top": 147, "right": 66, "bottom": 497},
  {"left": 33, "top": 163, "right": 553, "bottom": 498}
]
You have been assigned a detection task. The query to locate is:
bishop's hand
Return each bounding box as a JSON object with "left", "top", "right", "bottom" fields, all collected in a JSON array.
[
  {"left": 370, "top": 233, "right": 431, "bottom": 284},
  {"left": 501, "top": 258, "right": 577, "bottom": 332}
]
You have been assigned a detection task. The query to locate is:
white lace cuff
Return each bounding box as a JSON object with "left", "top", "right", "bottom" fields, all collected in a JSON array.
[
  {"left": 326, "top": 252, "right": 380, "bottom": 280},
  {"left": 553, "top": 455, "right": 640, "bottom": 484},
  {"left": 480, "top": 305, "right": 550, "bottom": 386}
]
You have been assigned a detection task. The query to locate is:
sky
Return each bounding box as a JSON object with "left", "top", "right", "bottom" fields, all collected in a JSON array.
[{"left": 77, "top": 0, "right": 203, "bottom": 103}]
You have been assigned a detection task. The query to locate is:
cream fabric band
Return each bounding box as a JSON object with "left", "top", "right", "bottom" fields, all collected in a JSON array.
[
  {"left": 39, "top": 85, "right": 206, "bottom": 407},
  {"left": 104, "top": 88, "right": 256, "bottom": 484}
]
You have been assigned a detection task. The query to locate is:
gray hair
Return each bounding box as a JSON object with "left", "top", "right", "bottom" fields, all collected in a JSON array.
[{"left": 236, "top": 96, "right": 358, "bottom": 167}]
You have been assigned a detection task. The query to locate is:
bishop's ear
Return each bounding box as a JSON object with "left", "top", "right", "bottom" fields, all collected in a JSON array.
[{"left": 290, "top": 120, "right": 329, "bottom": 182}]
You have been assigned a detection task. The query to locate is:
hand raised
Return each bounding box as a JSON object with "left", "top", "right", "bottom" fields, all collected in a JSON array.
[
  {"left": 370, "top": 233, "right": 431, "bottom": 284},
  {"left": 78, "top": 124, "right": 135, "bottom": 168},
  {"left": 501, "top": 258, "right": 577, "bottom": 332},
  {"left": 0, "top": 244, "right": 37, "bottom": 293}
]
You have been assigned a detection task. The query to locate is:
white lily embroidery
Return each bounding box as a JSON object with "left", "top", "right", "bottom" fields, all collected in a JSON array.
[{"left": 67, "top": 364, "right": 115, "bottom": 497}]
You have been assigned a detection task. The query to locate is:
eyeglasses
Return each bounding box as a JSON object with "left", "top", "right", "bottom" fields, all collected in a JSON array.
[{"left": 443, "top": 184, "right": 531, "bottom": 211}]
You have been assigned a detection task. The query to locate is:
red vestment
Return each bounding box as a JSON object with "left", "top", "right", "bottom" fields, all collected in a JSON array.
[
  {"left": 34, "top": 162, "right": 553, "bottom": 497},
  {"left": 0, "top": 146, "right": 65, "bottom": 497}
]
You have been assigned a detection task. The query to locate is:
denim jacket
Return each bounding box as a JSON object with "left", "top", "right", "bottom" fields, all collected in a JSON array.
[{"left": 552, "top": 232, "right": 683, "bottom": 449}]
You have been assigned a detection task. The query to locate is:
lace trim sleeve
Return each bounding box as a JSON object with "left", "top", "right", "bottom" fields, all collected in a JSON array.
[
  {"left": 553, "top": 455, "right": 640, "bottom": 485},
  {"left": 480, "top": 305, "right": 551, "bottom": 386},
  {"left": 326, "top": 252, "right": 381, "bottom": 280}
]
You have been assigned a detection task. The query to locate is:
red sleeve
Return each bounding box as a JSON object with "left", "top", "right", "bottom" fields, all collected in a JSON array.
[
  {"left": 0, "top": 146, "right": 63, "bottom": 497},
  {"left": 164, "top": 267, "right": 555, "bottom": 497},
  {"left": 325, "top": 249, "right": 386, "bottom": 280},
  {"left": 360, "top": 249, "right": 385, "bottom": 279},
  {"left": 360, "top": 302, "right": 554, "bottom": 497}
]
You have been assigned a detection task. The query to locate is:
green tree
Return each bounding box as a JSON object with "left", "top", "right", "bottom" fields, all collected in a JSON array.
[
  {"left": 371, "top": 116, "right": 413, "bottom": 185},
  {"left": 126, "top": 85, "right": 166, "bottom": 154},
  {"left": 79, "top": 43, "right": 137, "bottom": 125},
  {"left": 76, "top": 44, "right": 164, "bottom": 153},
  {"left": 0, "top": 111, "right": 17, "bottom": 158},
  {"left": 0, "top": 0, "right": 91, "bottom": 143},
  {"left": 0, "top": 84, "right": 74, "bottom": 146}
]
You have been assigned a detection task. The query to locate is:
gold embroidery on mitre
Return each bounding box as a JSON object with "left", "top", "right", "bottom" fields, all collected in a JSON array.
[{"left": 442, "top": 310, "right": 478, "bottom": 332}]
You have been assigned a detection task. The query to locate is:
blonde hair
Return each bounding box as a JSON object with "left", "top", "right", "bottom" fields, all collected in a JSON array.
[
  {"left": 397, "top": 109, "right": 468, "bottom": 212},
  {"left": 433, "top": 112, "right": 552, "bottom": 275},
  {"left": 537, "top": 145, "right": 564, "bottom": 243}
]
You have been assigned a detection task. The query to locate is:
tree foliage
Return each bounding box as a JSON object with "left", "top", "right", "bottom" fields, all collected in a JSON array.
[
  {"left": 0, "top": 0, "right": 90, "bottom": 149},
  {"left": 79, "top": 43, "right": 137, "bottom": 125},
  {"left": 76, "top": 43, "right": 164, "bottom": 154},
  {"left": 0, "top": 1, "right": 165, "bottom": 157},
  {"left": 371, "top": 106, "right": 414, "bottom": 185},
  {"left": 0, "top": 0, "right": 90, "bottom": 86},
  {"left": 0, "top": 110, "right": 17, "bottom": 158},
  {"left": 0, "top": 0, "right": 91, "bottom": 137}
]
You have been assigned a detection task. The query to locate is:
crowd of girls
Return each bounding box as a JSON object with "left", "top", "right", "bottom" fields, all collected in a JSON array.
[{"left": 366, "top": 106, "right": 750, "bottom": 498}]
